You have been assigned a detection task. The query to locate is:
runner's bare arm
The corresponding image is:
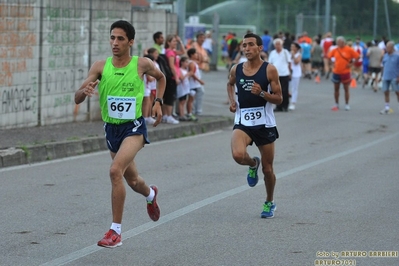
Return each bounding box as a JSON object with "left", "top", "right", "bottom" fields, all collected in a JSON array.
[
  {"left": 227, "top": 65, "right": 237, "bottom": 112},
  {"left": 75, "top": 60, "right": 104, "bottom": 104},
  {"left": 265, "top": 64, "right": 283, "bottom": 105}
]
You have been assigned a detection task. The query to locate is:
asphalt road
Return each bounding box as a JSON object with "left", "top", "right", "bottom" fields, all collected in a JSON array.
[{"left": 1, "top": 71, "right": 399, "bottom": 266}]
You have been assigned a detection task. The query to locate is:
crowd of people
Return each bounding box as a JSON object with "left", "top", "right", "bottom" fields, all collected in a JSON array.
[
  {"left": 221, "top": 29, "right": 399, "bottom": 114},
  {"left": 142, "top": 31, "right": 208, "bottom": 125}
]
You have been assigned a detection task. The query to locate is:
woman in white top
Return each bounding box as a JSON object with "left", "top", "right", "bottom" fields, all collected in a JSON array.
[{"left": 289, "top": 42, "right": 302, "bottom": 110}]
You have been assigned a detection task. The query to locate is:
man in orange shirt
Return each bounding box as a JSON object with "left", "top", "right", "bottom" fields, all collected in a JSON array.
[{"left": 328, "top": 36, "right": 359, "bottom": 111}]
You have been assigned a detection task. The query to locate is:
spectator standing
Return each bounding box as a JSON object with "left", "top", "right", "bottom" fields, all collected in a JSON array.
[
  {"left": 268, "top": 38, "right": 291, "bottom": 112},
  {"left": 187, "top": 48, "right": 204, "bottom": 121},
  {"left": 192, "top": 32, "right": 209, "bottom": 115},
  {"left": 367, "top": 41, "right": 384, "bottom": 92},
  {"left": 352, "top": 37, "right": 364, "bottom": 80},
  {"left": 289, "top": 42, "right": 302, "bottom": 111},
  {"left": 300, "top": 39, "right": 312, "bottom": 79},
  {"left": 321, "top": 32, "right": 334, "bottom": 78},
  {"left": 153, "top": 31, "right": 165, "bottom": 54},
  {"left": 176, "top": 56, "right": 191, "bottom": 121},
  {"left": 163, "top": 34, "right": 186, "bottom": 124},
  {"left": 328, "top": 36, "right": 359, "bottom": 111},
  {"left": 311, "top": 38, "right": 323, "bottom": 79},
  {"left": 202, "top": 30, "right": 214, "bottom": 58},
  {"left": 261, "top": 30, "right": 272, "bottom": 55},
  {"left": 380, "top": 41, "right": 399, "bottom": 114}
]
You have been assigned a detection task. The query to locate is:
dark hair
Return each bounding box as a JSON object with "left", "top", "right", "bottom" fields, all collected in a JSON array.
[
  {"left": 179, "top": 56, "right": 188, "bottom": 67},
  {"left": 153, "top": 31, "right": 163, "bottom": 42},
  {"left": 187, "top": 48, "right": 196, "bottom": 58},
  {"left": 243, "top": 33, "right": 263, "bottom": 46},
  {"left": 110, "top": 20, "right": 135, "bottom": 40},
  {"left": 147, "top": 47, "right": 157, "bottom": 55},
  {"left": 196, "top": 32, "right": 205, "bottom": 39},
  {"left": 293, "top": 42, "right": 301, "bottom": 50}
]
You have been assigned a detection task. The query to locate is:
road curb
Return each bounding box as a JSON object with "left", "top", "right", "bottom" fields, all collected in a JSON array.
[{"left": 0, "top": 116, "right": 232, "bottom": 168}]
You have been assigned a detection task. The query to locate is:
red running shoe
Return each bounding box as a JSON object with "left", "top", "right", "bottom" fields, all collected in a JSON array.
[
  {"left": 97, "top": 229, "right": 122, "bottom": 248},
  {"left": 147, "top": 185, "right": 160, "bottom": 221}
]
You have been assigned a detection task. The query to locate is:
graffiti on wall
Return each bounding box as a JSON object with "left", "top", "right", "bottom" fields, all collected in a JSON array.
[
  {"left": 1, "top": 76, "right": 38, "bottom": 114},
  {"left": 0, "top": 8, "right": 35, "bottom": 87},
  {"left": 0, "top": 2, "right": 37, "bottom": 127},
  {"left": 0, "top": 0, "right": 161, "bottom": 128}
]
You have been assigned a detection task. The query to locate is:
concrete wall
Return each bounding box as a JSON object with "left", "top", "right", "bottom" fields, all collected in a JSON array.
[{"left": 0, "top": 0, "right": 177, "bottom": 129}]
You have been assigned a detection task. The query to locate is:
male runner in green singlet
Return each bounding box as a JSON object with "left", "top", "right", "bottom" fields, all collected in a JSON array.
[{"left": 75, "top": 20, "right": 166, "bottom": 248}]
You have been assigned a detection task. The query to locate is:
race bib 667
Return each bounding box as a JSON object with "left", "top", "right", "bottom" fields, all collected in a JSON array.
[{"left": 107, "top": 96, "right": 136, "bottom": 119}]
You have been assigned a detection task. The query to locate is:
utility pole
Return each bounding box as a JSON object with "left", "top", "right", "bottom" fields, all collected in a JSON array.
[
  {"left": 324, "top": 0, "right": 330, "bottom": 33},
  {"left": 373, "top": 0, "right": 378, "bottom": 39},
  {"left": 316, "top": 0, "right": 320, "bottom": 34},
  {"left": 177, "top": 0, "right": 186, "bottom": 42},
  {"left": 383, "top": 0, "right": 391, "bottom": 40}
]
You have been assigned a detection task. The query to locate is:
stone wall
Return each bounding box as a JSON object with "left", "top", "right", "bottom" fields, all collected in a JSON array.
[{"left": 0, "top": 0, "right": 177, "bottom": 129}]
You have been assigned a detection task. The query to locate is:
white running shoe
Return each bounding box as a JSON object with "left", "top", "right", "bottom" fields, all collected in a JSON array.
[
  {"left": 345, "top": 105, "right": 350, "bottom": 111},
  {"left": 165, "top": 116, "right": 179, "bottom": 124},
  {"left": 288, "top": 104, "right": 295, "bottom": 111},
  {"left": 145, "top": 117, "right": 156, "bottom": 125}
]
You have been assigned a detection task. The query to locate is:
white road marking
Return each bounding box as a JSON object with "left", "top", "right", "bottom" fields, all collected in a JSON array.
[{"left": 39, "top": 131, "right": 399, "bottom": 266}]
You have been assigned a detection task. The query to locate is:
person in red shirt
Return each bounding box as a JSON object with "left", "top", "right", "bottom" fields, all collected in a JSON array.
[
  {"left": 328, "top": 36, "right": 359, "bottom": 111},
  {"left": 321, "top": 32, "right": 334, "bottom": 78}
]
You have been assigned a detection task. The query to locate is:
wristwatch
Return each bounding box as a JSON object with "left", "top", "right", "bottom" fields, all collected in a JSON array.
[
  {"left": 153, "top": 97, "right": 163, "bottom": 106},
  {"left": 259, "top": 91, "right": 265, "bottom": 98}
]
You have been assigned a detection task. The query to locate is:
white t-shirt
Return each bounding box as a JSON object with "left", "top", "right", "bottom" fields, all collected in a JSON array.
[
  {"left": 202, "top": 38, "right": 213, "bottom": 52},
  {"left": 188, "top": 60, "right": 202, "bottom": 89},
  {"left": 177, "top": 68, "right": 190, "bottom": 98},
  {"left": 290, "top": 52, "right": 302, "bottom": 78},
  {"left": 268, "top": 49, "right": 291, "bottom": 76}
]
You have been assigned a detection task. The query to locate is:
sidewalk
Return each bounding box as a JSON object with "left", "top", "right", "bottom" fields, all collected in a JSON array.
[
  {"left": 0, "top": 66, "right": 233, "bottom": 168},
  {"left": 0, "top": 115, "right": 232, "bottom": 168}
]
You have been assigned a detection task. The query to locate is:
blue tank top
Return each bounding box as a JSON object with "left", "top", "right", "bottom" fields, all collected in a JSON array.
[
  {"left": 300, "top": 43, "right": 312, "bottom": 60},
  {"left": 234, "top": 61, "right": 276, "bottom": 128}
]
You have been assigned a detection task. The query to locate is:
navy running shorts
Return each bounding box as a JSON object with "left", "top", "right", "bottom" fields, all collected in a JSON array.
[
  {"left": 104, "top": 116, "right": 150, "bottom": 153},
  {"left": 233, "top": 125, "right": 279, "bottom": 147}
]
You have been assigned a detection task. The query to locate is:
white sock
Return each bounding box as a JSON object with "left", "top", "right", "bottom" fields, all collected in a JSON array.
[
  {"left": 146, "top": 187, "right": 155, "bottom": 202},
  {"left": 250, "top": 158, "right": 258, "bottom": 169},
  {"left": 385, "top": 103, "right": 390, "bottom": 110},
  {"left": 110, "top": 223, "right": 121, "bottom": 235}
]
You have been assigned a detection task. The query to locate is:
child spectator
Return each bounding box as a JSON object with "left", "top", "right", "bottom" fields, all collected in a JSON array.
[
  {"left": 142, "top": 48, "right": 160, "bottom": 125},
  {"left": 187, "top": 48, "right": 204, "bottom": 121},
  {"left": 176, "top": 56, "right": 191, "bottom": 121}
]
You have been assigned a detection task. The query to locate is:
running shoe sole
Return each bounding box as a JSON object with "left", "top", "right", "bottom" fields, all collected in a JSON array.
[{"left": 147, "top": 185, "right": 160, "bottom": 221}]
